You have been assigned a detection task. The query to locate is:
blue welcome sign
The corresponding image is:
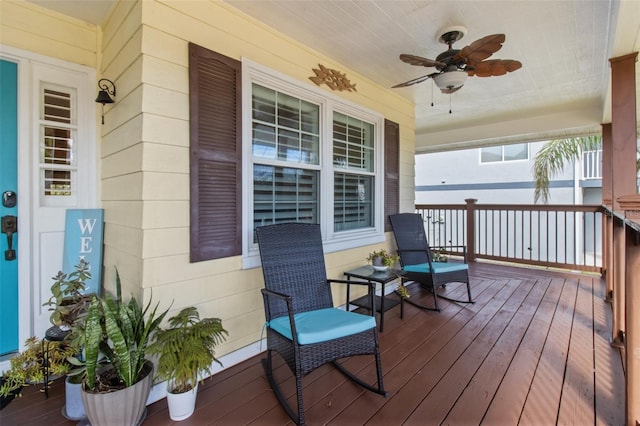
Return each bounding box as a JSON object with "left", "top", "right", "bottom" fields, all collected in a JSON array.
[{"left": 62, "top": 209, "right": 104, "bottom": 295}]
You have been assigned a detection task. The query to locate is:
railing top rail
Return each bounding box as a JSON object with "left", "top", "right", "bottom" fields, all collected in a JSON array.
[
  {"left": 473, "top": 204, "right": 604, "bottom": 213},
  {"left": 415, "top": 204, "right": 466, "bottom": 210},
  {"left": 603, "top": 205, "right": 640, "bottom": 232},
  {"left": 415, "top": 204, "right": 605, "bottom": 213}
]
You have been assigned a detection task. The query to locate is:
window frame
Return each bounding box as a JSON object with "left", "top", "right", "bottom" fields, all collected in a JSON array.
[
  {"left": 242, "top": 59, "right": 385, "bottom": 268},
  {"left": 480, "top": 143, "right": 529, "bottom": 163},
  {"left": 38, "top": 83, "right": 78, "bottom": 207}
]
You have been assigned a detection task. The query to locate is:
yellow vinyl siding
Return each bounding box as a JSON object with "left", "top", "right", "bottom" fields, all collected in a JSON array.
[
  {"left": 3, "top": 0, "right": 415, "bottom": 359},
  {"left": 0, "top": 0, "right": 97, "bottom": 67}
]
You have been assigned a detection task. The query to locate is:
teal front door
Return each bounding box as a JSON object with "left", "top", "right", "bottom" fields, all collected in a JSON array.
[{"left": 0, "top": 59, "right": 19, "bottom": 355}]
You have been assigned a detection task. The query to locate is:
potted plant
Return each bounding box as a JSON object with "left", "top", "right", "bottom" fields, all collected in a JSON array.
[
  {"left": 432, "top": 249, "right": 448, "bottom": 262},
  {"left": 148, "top": 306, "right": 228, "bottom": 420},
  {"left": 40, "top": 259, "right": 93, "bottom": 420},
  {"left": 43, "top": 259, "right": 93, "bottom": 334},
  {"left": 0, "top": 336, "right": 78, "bottom": 409},
  {"left": 72, "top": 269, "right": 169, "bottom": 426},
  {"left": 366, "top": 249, "right": 399, "bottom": 271}
]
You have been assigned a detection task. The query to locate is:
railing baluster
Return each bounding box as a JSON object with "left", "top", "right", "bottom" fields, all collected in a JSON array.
[{"left": 415, "top": 203, "right": 604, "bottom": 273}]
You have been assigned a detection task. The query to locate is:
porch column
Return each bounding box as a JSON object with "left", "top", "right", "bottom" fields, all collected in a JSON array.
[
  {"left": 608, "top": 52, "right": 637, "bottom": 348},
  {"left": 608, "top": 53, "right": 637, "bottom": 211},
  {"left": 601, "top": 123, "right": 614, "bottom": 302},
  {"left": 618, "top": 194, "right": 640, "bottom": 426}
]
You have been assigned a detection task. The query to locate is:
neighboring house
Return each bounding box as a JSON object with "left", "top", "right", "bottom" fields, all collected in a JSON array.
[
  {"left": 415, "top": 141, "right": 603, "bottom": 205},
  {"left": 415, "top": 142, "right": 604, "bottom": 263}
]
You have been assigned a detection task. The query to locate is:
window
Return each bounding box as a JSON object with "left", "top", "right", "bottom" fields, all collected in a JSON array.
[
  {"left": 333, "top": 112, "right": 374, "bottom": 231},
  {"left": 252, "top": 84, "right": 320, "bottom": 229},
  {"left": 40, "top": 85, "right": 77, "bottom": 206},
  {"left": 481, "top": 143, "right": 528, "bottom": 163},
  {"left": 244, "top": 60, "right": 385, "bottom": 263},
  {"left": 188, "top": 46, "right": 396, "bottom": 265}
]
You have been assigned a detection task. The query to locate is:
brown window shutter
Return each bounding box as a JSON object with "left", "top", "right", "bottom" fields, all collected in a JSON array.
[
  {"left": 189, "top": 43, "right": 242, "bottom": 262},
  {"left": 384, "top": 119, "right": 400, "bottom": 232}
]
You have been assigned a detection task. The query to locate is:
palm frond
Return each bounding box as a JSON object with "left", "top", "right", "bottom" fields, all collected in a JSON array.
[{"left": 532, "top": 136, "right": 601, "bottom": 204}]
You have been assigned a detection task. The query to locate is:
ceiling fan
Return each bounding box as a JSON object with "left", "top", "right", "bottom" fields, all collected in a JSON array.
[{"left": 392, "top": 26, "right": 522, "bottom": 94}]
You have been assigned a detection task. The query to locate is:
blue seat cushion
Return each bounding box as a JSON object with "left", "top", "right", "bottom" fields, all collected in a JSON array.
[
  {"left": 268, "top": 307, "right": 376, "bottom": 345},
  {"left": 403, "top": 262, "right": 468, "bottom": 274}
]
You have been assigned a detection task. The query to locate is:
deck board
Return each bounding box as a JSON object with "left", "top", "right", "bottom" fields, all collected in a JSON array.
[
  {"left": 443, "top": 278, "right": 550, "bottom": 425},
  {"left": 481, "top": 278, "right": 562, "bottom": 425},
  {"left": 0, "top": 262, "right": 625, "bottom": 425},
  {"left": 519, "top": 277, "right": 578, "bottom": 425}
]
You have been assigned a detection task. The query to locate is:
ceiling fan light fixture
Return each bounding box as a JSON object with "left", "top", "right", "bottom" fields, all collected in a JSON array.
[{"left": 433, "top": 70, "right": 468, "bottom": 92}]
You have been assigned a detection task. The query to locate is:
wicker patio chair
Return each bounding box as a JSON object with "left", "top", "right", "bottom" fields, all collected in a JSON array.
[
  {"left": 256, "top": 222, "right": 387, "bottom": 425},
  {"left": 389, "top": 213, "right": 473, "bottom": 311}
]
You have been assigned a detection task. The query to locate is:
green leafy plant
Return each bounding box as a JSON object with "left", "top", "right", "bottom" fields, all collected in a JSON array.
[
  {"left": 74, "top": 269, "right": 169, "bottom": 393},
  {"left": 0, "top": 336, "right": 78, "bottom": 398},
  {"left": 366, "top": 249, "right": 399, "bottom": 267},
  {"left": 395, "top": 284, "right": 411, "bottom": 299},
  {"left": 431, "top": 249, "right": 448, "bottom": 262},
  {"left": 148, "top": 307, "right": 228, "bottom": 394},
  {"left": 43, "top": 259, "right": 92, "bottom": 329}
]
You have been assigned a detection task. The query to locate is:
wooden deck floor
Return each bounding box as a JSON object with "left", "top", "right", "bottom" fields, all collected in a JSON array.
[{"left": 1, "top": 262, "right": 625, "bottom": 425}]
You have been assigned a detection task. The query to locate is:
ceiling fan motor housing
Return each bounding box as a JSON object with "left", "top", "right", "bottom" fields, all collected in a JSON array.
[{"left": 435, "top": 49, "right": 465, "bottom": 71}]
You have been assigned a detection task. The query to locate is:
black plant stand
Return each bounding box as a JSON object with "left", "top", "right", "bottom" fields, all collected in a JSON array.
[{"left": 41, "top": 326, "right": 70, "bottom": 398}]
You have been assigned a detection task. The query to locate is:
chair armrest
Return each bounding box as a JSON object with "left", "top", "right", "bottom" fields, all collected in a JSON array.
[
  {"left": 431, "top": 245, "right": 466, "bottom": 251},
  {"left": 261, "top": 288, "right": 291, "bottom": 301},
  {"left": 431, "top": 245, "right": 467, "bottom": 263},
  {"left": 328, "top": 279, "right": 376, "bottom": 316},
  {"left": 261, "top": 288, "right": 293, "bottom": 322},
  {"left": 261, "top": 288, "right": 303, "bottom": 344}
]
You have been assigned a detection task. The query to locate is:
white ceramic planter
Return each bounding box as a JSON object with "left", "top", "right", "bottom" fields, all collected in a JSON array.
[
  {"left": 62, "top": 377, "right": 86, "bottom": 420},
  {"left": 167, "top": 383, "right": 198, "bottom": 421},
  {"left": 81, "top": 361, "right": 153, "bottom": 426}
]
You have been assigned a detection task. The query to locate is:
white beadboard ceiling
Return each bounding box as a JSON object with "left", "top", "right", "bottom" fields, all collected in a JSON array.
[{"left": 28, "top": 0, "right": 640, "bottom": 152}]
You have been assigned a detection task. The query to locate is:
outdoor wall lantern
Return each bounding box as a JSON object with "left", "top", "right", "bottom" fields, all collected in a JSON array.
[{"left": 95, "top": 78, "right": 116, "bottom": 124}]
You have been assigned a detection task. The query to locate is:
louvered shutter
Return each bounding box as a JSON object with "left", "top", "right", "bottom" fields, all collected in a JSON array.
[
  {"left": 384, "top": 119, "right": 399, "bottom": 232},
  {"left": 189, "top": 43, "right": 242, "bottom": 262}
]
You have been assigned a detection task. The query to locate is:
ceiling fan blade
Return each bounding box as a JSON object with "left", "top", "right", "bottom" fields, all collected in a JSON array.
[
  {"left": 399, "top": 54, "right": 446, "bottom": 68},
  {"left": 455, "top": 34, "right": 506, "bottom": 66},
  {"left": 392, "top": 72, "right": 438, "bottom": 88},
  {"left": 470, "top": 59, "right": 522, "bottom": 77}
]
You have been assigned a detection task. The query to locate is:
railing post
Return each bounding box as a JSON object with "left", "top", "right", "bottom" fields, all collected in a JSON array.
[
  {"left": 612, "top": 214, "right": 626, "bottom": 347},
  {"left": 619, "top": 194, "right": 640, "bottom": 426},
  {"left": 465, "top": 199, "right": 477, "bottom": 263},
  {"left": 601, "top": 123, "right": 614, "bottom": 300}
]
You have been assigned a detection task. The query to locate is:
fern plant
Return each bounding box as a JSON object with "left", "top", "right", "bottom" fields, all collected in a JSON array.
[
  {"left": 77, "top": 269, "right": 169, "bottom": 392},
  {"left": 148, "top": 307, "right": 228, "bottom": 394}
]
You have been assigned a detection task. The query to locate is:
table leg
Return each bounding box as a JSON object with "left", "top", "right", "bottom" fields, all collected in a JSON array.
[{"left": 379, "top": 281, "right": 385, "bottom": 332}]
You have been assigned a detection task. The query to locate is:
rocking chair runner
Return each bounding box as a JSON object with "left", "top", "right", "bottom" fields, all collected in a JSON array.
[
  {"left": 256, "top": 223, "right": 387, "bottom": 426},
  {"left": 389, "top": 213, "right": 473, "bottom": 311}
]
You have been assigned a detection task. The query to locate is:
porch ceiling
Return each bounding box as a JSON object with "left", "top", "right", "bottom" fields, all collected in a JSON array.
[{"left": 28, "top": 0, "right": 640, "bottom": 152}]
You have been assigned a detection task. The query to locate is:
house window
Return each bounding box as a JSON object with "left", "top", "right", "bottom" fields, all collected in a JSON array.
[
  {"left": 39, "top": 85, "right": 77, "bottom": 206},
  {"left": 252, "top": 84, "right": 320, "bottom": 230},
  {"left": 244, "top": 60, "right": 385, "bottom": 262},
  {"left": 333, "top": 112, "right": 374, "bottom": 231},
  {"left": 480, "top": 143, "right": 528, "bottom": 163}
]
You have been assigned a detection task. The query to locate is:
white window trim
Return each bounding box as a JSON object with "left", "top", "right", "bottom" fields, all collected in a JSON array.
[{"left": 242, "top": 59, "right": 385, "bottom": 269}]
